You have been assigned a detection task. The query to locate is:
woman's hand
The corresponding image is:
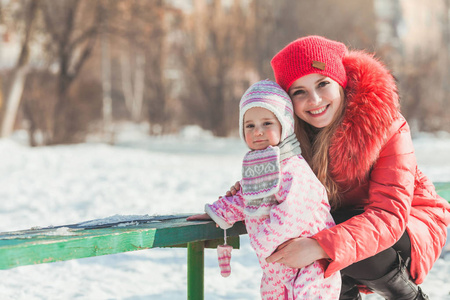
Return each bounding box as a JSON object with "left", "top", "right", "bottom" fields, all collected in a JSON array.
[
  {"left": 186, "top": 213, "right": 211, "bottom": 221},
  {"left": 266, "top": 237, "right": 329, "bottom": 269},
  {"left": 225, "top": 181, "right": 241, "bottom": 197}
]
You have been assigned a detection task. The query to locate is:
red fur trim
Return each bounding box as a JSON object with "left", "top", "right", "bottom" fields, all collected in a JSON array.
[{"left": 329, "top": 50, "right": 400, "bottom": 186}]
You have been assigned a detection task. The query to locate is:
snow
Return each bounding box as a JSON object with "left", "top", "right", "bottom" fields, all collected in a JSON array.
[{"left": 0, "top": 126, "right": 449, "bottom": 300}]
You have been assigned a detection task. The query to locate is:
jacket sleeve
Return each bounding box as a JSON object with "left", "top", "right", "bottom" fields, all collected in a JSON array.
[
  {"left": 205, "top": 191, "right": 246, "bottom": 230},
  {"left": 250, "top": 159, "right": 329, "bottom": 259},
  {"left": 312, "top": 120, "right": 416, "bottom": 277}
]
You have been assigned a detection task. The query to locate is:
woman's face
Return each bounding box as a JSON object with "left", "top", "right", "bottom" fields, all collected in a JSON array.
[{"left": 288, "top": 73, "right": 343, "bottom": 128}]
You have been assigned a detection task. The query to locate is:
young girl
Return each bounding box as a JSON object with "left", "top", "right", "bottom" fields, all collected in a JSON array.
[{"left": 187, "top": 79, "right": 341, "bottom": 299}]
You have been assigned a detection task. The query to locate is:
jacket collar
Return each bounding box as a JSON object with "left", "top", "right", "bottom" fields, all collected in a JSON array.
[{"left": 328, "top": 50, "right": 400, "bottom": 186}]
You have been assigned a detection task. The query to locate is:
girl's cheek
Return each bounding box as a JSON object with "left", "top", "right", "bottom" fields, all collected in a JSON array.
[{"left": 244, "top": 133, "right": 252, "bottom": 145}]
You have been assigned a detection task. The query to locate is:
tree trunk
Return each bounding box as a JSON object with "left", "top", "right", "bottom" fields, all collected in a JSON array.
[
  {"left": 133, "top": 52, "right": 145, "bottom": 122},
  {"left": 51, "top": 76, "right": 72, "bottom": 144},
  {"left": 101, "top": 26, "right": 113, "bottom": 143},
  {"left": 121, "top": 50, "right": 145, "bottom": 123},
  {"left": 1, "top": 0, "right": 39, "bottom": 138},
  {"left": 1, "top": 67, "right": 27, "bottom": 137},
  {"left": 42, "top": 0, "right": 99, "bottom": 145}
]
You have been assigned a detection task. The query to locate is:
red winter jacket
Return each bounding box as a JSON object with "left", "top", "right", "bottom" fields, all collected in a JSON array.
[{"left": 311, "top": 50, "right": 450, "bottom": 285}]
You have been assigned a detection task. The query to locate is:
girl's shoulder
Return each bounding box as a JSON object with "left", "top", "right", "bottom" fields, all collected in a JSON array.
[{"left": 280, "top": 155, "right": 315, "bottom": 176}]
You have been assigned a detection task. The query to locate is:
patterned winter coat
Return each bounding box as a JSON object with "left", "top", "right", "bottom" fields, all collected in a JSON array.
[
  {"left": 311, "top": 50, "right": 450, "bottom": 284},
  {"left": 206, "top": 154, "right": 341, "bottom": 299}
]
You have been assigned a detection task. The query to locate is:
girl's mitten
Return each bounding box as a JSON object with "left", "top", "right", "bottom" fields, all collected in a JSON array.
[{"left": 217, "top": 244, "right": 233, "bottom": 277}]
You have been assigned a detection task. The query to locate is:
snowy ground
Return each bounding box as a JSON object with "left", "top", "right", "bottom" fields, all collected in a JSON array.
[{"left": 0, "top": 125, "right": 449, "bottom": 300}]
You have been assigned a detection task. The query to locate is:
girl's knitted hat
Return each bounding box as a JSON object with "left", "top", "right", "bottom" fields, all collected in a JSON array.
[
  {"left": 239, "top": 79, "right": 295, "bottom": 142},
  {"left": 271, "top": 35, "right": 348, "bottom": 92}
]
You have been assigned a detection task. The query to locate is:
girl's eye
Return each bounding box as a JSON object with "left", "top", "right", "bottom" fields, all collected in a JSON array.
[
  {"left": 245, "top": 124, "right": 254, "bottom": 129},
  {"left": 263, "top": 122, "right": 272, "bottom": 126}
]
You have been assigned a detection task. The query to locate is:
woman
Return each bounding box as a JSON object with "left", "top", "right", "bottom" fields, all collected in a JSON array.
[{"left": 229, "top": 36, "right": 450, "bottom": 299}]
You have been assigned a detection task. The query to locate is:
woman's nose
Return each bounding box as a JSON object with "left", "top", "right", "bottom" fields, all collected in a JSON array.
[{"left": 309, "top": 91, "right": 322, "bottom": 105}]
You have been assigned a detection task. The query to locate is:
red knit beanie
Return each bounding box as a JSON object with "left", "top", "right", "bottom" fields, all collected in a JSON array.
[{"left": 271, "top": 35, "right": 348, "bottom": 92}]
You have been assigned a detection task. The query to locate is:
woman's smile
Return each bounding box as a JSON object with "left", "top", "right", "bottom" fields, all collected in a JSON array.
[{"left": 308, "top": 105, "right": 329, "bottom": 116}]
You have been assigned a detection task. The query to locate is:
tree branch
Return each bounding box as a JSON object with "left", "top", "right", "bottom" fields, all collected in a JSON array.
[{"left": 41, "top": 0, "right": 61, "bottom": 42}]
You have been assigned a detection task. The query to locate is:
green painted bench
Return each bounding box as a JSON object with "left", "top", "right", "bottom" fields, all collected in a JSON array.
[
  {"left": 0, "top": 215, "right": 247, "bottom": 300},
  {"left": 435, "top": 182, "right": 450, "bottom": 202},
  {"left": 0, "top": 182, "right": 448, "bottom": 299}
]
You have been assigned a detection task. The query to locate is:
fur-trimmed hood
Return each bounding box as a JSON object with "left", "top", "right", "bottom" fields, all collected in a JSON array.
[{"left": 328, "top": 50, "right": 400, "bottom": 186}]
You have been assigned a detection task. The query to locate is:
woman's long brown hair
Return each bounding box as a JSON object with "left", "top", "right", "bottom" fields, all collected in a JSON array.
[{"left": 295, "top": 88, "right": 346, "bottom": 211}]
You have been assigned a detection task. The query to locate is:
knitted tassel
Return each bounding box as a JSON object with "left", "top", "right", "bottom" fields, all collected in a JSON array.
[{"left": 217, "top": 229, "right": 233, "bottom": 277}]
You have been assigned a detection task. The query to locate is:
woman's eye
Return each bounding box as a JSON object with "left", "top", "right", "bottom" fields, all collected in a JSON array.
[
  {"left": 318, "top": 81, "right": 330, "bottom": 88},
  {"left": 292, "top": 89, "right": 305, "bottom": 96}
]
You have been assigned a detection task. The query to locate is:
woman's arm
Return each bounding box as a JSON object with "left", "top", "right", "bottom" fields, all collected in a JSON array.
[{"left": 311, "top": 120, "right": 417, "bottom": 277}]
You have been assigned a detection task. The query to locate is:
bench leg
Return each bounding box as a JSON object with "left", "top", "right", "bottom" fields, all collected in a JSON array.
[{"left": 187, "top": 241, "right": 204, "bottom": 300}]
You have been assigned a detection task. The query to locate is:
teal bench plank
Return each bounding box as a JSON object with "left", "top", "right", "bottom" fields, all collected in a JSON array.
[
  {"left": 0, "top": 215, "right": 247, "bottom": 300},
  {"left": 435, "top": 182, "right": 450, "bottom": 202}
]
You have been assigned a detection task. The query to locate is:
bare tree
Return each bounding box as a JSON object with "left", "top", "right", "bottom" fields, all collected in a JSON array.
[
  {"left": 114, "top": 1, "right": 147, "bottom": 124},
  {"left": 41, "top": 0, "right": 100, "bottom": 144},
  {"left": 101, "top": 0, "right": 175, "bottom": 135},
  {"left": 1, "top": 0, "right": 39, "bottom": 138},
  {"left": 144, "top": 4, "right": 168, "bottom": 135},
  {"left": 181, "top": 0, "right": 249, "bottom": 136},
  {"left": 21, "top": 70, "right": 57, "bottom": 146},
  {"left": 98, "top": 0, "right": 114, "bottom": 143},
  {"left": 120, "top": 49, "right": 145, "bottom": 123}
]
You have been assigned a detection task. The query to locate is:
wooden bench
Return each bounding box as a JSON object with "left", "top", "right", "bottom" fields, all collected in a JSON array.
[
  {"left": 0, "top": 182, "right": 448, "bottom": 299},
  {"left": 0, "top": 215, "right": 247, "bottom": 300},
  {"left": 435, "top": 182, "right": 450, "bottom": 201}
]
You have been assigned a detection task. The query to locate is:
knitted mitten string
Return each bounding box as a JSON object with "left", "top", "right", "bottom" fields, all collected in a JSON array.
[{"left": 217, "top": 229, "right": 233, "bottom": 277}]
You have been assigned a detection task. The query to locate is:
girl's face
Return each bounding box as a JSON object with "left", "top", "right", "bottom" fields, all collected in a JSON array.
[
  {"left": 243, "top": 107, "right": 282, "bottom": 150},
  {"left": 288, "top": 73, "right": 343, "bottom": 128}
]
